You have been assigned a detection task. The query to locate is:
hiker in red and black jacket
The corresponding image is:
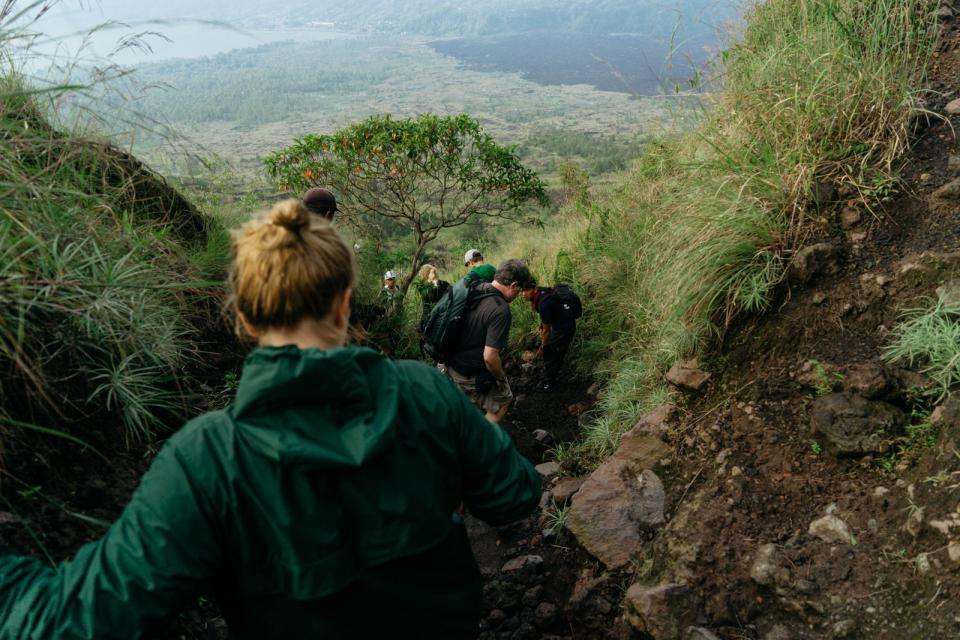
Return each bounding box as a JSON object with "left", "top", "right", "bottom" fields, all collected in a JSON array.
[{"left": 524, "top": 282, "right": 582, "bottom": 391}]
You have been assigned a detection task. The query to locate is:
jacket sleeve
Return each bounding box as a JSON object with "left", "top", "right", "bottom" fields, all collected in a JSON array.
[
  {"left": 0, "top": 432, "right": 222, "bottom": 640},
  {"left": 449, "top": 382, "right": 541, "bottom": 525}
]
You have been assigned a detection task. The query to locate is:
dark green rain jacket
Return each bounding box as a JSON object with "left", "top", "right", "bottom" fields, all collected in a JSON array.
[{"left": 0, "top": 346, "right": 540, "bottom": 639}]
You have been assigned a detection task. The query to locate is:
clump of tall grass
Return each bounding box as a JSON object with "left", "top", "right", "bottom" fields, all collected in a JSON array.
[
  {"left": 0, "top": 67, "right": 212, "bottom": 450},
  {"left": 501, "top": 0, "right": 939, "bottom": 468},
  {"left": 884, "top": 295, "right": 960, "bottom": 400}
]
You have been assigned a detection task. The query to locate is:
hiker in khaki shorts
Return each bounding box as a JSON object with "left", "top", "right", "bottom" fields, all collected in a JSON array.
[{"left": 445, "top": 259, "right": 534, "bottom": 423}]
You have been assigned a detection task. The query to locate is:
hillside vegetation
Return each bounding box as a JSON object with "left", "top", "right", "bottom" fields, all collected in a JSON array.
[
  {"left": 484, "top": 0, "right": 938, "bottom": 469},
  {"left": 0, "top": 72, "right": 226, "bottom": 462},
  {"left": 107, "top": 34, "right": 676, "bottom": 182}
]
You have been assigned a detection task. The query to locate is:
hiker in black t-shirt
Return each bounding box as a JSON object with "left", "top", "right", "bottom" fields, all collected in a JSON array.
[
  {"left": 524, "top": 284, "right": 580, "bottom": 391},
  {"left": 446, "top": 259, "right": 534, "bottom": 423}
]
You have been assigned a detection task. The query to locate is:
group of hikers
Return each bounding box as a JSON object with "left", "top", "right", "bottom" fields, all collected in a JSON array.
[
  {"left": 305, "top": 186, "right": 583, "bottom": 424},
  {"left": 0, "top": 188, "right": 582, "bottom": 638},
  {"left": 418, "top": 249, "right": 582, "bottom": 423}
]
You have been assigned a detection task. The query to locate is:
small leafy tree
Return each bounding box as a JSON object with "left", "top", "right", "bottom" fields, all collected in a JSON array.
[{"left": 265, "top": 113, "right": 548, "bottom": 293}]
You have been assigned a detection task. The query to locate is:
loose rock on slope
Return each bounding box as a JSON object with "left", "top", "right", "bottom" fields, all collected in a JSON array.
[
  {"left": 809, "top": 392, "right": 904, "bottom": 455},
  {"left": 566, "top": 463, "right": 665, "bottom": 568}
]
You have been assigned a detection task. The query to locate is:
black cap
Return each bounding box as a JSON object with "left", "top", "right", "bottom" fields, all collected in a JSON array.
[{"left": 303, "top": 187, "right": 338, "bottom": 217}]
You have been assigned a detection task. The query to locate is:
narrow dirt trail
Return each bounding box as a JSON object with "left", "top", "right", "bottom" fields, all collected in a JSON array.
[{"left": 466, "top": 369, "right": 634, "bottom": 640}]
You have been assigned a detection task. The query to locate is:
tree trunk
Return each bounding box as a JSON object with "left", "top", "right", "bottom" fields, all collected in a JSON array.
[{"left": 400, "top": 237, "right": 429, "bottom": 296}]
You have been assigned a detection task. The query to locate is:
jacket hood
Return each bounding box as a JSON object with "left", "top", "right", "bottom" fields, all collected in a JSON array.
[{"left": 229, "top": 345, "right": 399, "bottom": 468}]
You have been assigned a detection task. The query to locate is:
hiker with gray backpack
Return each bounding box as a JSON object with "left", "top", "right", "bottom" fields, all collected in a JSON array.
[
  {"left": 421, "top": 259, "right": 535, "bottom": 423},
  {"left": 523, "top": 281, "right": 582, "bottom": 391}
]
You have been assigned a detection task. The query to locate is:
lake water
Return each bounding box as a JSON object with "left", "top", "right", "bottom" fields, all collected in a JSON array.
[{"left": 20, "top": 19, "right": 351, "bottom": 68}]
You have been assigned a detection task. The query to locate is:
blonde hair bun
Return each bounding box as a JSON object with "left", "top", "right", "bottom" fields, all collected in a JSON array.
[
  {"left": 230, "top": 199, "right": 355, "bottom": 332},
  {"left": 269, "top": 199, "right": 312, "bottom": 234}
]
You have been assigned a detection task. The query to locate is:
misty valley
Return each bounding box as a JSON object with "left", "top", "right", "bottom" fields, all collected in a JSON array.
[{"left": 38, "top": 2, "right": 735, "bottom": 182}]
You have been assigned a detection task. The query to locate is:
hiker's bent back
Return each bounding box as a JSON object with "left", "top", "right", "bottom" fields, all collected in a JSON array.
[{"left": 0, "top": 200, "right": 541, "bottom": 639}]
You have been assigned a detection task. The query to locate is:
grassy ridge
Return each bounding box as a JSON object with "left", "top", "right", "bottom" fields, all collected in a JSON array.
[
  {"left": 0, "top": 71, "right": 222, "bottom": 455},
  {"left": 489, "top": 0, "right": 937, "bottom": 469}
]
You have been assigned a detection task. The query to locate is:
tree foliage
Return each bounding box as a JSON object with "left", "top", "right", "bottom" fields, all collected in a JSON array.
[{"left": 265, "top": 113, "right": 547, "bottom": 291}]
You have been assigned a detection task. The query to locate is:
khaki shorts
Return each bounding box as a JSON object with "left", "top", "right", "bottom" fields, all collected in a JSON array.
[{"left": 447, "top": 367, "right": 514, "bottom": 415}]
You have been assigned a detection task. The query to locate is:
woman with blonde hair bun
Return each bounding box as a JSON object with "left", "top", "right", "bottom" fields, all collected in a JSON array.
[{"left": 0, "top": 200, "right": 540, "bottom": 639}]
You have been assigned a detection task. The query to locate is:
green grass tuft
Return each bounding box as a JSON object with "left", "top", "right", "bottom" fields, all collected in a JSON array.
[
  {"left": 0, "top": 60, "right": 220, "bottom": 450},
  {"left": 884, "top": 295, "right": 960, "bottom": 400}
]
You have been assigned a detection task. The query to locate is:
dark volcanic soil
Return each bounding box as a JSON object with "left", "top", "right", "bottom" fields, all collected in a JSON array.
[
  {"left": 469, "top": 366, "right": 630, "bottom": 640},
  {"left": 428, "top": 32, "right": 708, "bottom": 95}
]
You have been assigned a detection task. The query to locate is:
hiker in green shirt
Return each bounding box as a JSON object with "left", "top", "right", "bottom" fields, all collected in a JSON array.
[
  {"left": 464, "top": 248, "right": 495, "bottom": 283},
  {"left": 0, "top": 200, "right": 540, "bottom": 639}
]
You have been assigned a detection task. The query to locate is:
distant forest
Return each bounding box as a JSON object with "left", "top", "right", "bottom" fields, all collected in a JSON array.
[
  {"left": 104, "top": 35, "right": 673, "bottom": 166},
  {"left": 123, "top": 40, "right": 391, "bottom": 126},
  {"left": 65, "top": 1, "right": 713, "bottom": 178}
]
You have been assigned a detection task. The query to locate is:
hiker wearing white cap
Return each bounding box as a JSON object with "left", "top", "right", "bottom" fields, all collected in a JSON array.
[
  {"left": 462, "top": 249, "right": 495, "bottom": 284},
  {"left": 378, "top": 270, "right": 404, "bottom": 309},
  {"left": 463, "top": 249, "right": 484, "bottom": 267}
]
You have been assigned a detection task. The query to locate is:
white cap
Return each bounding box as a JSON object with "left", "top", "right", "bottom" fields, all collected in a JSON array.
[
  {"left": 384, "top": 270, "right": 397, "bottom": 279},
  {"left": 464, "top": 249, "right": 482, "bottom": 265}
]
